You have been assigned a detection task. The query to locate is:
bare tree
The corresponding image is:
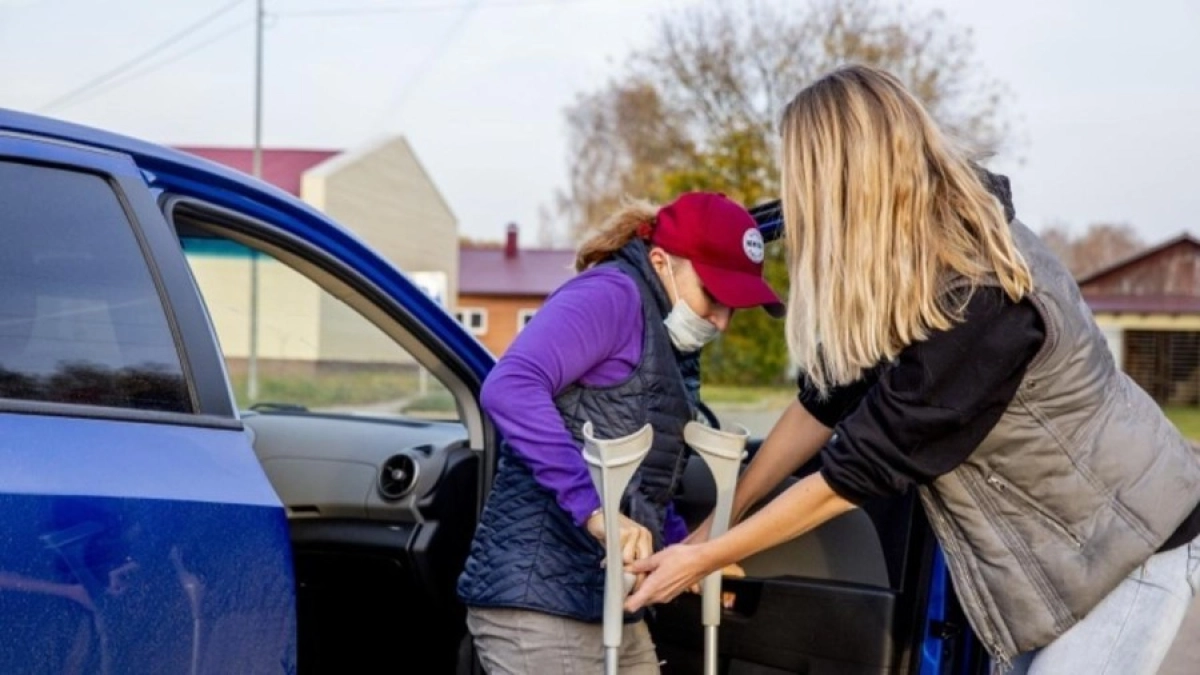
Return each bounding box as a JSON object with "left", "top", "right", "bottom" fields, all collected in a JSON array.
[
  {"left": 1072, "top": 223, "right": 1144, "bottom": 276},
  {"left": 1040, "top": 222, "right": 1079, "bottom": 274},
  {"left": 1039, "top": 223, "right": 1145, "bottom": 278}
]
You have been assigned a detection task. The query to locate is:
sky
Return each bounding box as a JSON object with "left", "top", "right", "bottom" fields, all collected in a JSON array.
[{"left": 3, "top": 0, "right": 1199, "bottom": 246}]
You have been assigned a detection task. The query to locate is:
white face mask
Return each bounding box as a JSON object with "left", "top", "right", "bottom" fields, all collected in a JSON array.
[{"left": 662, "top": 258, "right": 720, "bottom": 353}]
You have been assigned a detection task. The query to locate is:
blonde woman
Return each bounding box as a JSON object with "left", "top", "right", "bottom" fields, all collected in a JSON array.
[
  {"left": 624, "top": 65, "right": 1200, "bottom": 674},
  {"left": 456, "top": 191, "right": 783, "bottom": 674}
]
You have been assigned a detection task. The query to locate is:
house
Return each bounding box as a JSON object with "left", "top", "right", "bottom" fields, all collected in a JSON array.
[
  {"left": 175, "top": 138, "right": 458, "bottom": 375},
  {"left": 1080, "top": 232, "right": 1200, "bottom": 406},
  {"left": 457, "top": 224, "right": 576, "bottom": 355},
  {"left": 178, "top": 137, "right": 458, "bottom": 305}
]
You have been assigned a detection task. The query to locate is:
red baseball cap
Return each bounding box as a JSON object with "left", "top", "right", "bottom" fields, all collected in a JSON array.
[{"left": 651, "top": 192, "right": 785, "bottom": 318}]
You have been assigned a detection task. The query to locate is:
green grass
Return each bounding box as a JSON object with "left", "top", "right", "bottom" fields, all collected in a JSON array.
[
  {"left": 699, "top": 392, "right": 1200, "bottom": 442},
  {"left": 700, "top": 385, "right": 794, "bottom": 408},
  {"left": 403, "top": 390, "right": 459, "bottom": 415},
  {"left": 226, "top": 370, "right": 789, "bottom": 416},
  {"left": 1164, "top": 406, "right": 1200, "bottom": 440},
  {"left": 231, "top": 371, "right": 417, "bottom": 408},
  {"left": 228, "top": 369, "right": 456, "bottom": 416},
  {"left": 223, "top": 368, "right": 1200, "bottom": 440}
]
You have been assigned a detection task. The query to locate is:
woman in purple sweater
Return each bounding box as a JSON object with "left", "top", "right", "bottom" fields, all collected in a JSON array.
[{"left": 456, "top": 191, "right": 783, "bottom": 674}]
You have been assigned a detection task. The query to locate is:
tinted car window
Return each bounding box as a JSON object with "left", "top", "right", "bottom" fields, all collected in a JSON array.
[{"left": 0, "top": 161, "right": 190, "bottom": 413}]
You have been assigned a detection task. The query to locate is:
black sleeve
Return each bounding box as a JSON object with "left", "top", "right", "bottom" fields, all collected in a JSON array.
[
  {"left": 797, "top": 370, "right": 879, "bottom": 430},
  {"left": 819, "top": 288, "right": 1046, "bottom": 504}
]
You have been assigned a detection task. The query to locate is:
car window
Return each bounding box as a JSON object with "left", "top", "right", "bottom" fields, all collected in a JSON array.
[
  {"left": 0, "top": 161, "right": 191, "bottom": 413},
  {"left": 180, "top": 233, "right": 458, "bottom": 421}
]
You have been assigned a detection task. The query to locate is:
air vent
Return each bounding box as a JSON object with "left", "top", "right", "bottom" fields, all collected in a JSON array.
[{"left": 378, "top": 454, "right": 419, "bottom": 500}]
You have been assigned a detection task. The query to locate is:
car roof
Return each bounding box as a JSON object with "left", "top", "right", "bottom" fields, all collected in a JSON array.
[{"left": 0, "top": 107, "right": 324, "bottom": 214}]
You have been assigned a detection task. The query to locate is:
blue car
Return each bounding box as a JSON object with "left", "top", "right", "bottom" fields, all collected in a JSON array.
[{"left": 0, "top": 109, "right": 988, "bottom": 674}]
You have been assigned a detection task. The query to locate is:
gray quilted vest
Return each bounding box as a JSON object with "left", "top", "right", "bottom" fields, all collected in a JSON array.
[{"left": 919, "top": 219, "right": 1200, "bottom": 666}]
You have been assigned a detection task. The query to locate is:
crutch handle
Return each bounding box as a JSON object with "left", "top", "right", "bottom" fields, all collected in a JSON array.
[
  {"left": 684, "top": 421, "right": 749, "bottom": 639},
  {"left": 582, "top": 422, "right": 655, "bottom": 666}
]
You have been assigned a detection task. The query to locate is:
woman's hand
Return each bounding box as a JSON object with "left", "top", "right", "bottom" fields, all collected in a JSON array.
[
  {"left": 587, "top": 511, "right": 654, "bottom": 587},
  {"left": 625, "top": 471, "right": 857, "bottom": 613},
  {"left": 623, "top": 543, "right": 716, "bottom": 612}
]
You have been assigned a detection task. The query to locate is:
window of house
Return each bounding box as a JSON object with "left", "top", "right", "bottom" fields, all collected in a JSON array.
[
  {"left": 0, "top": 162, "right": 190, "bottom": 413},
  {"left": 454, "top": 308, "right": 488, "bottom": 336},
  {"left": 517, "top": 309, "right": 537, "bottom": 331}
]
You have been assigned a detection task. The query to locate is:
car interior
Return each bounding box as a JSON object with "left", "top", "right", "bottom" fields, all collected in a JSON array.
[{"left": 168, "top": 199, "right": 969, "bottom": 675}]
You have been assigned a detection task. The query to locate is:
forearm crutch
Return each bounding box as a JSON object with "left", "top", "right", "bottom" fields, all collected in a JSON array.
[
  {"left": 683, "top": 420, "right": 749, "bottom": 675},
  {"left": 582, "top": 421, "right": 654, "bottom": 675}
]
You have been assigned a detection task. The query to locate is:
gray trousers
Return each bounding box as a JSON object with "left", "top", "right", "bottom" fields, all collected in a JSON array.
[{"left": 467, "top": 607, "right": 661, "bottom": 674}]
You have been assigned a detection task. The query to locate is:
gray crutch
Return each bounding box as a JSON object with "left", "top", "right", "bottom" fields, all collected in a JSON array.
[
  {"left": 582, "top": 421, "right": 654, "bottom": 675},
  {"left": 684, "top": 420, "right": 749, "bottom": 675}
]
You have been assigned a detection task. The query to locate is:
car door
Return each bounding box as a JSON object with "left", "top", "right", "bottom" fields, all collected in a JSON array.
[
  {"left": 0, "top": 133, "right": 295, "bottom": 674},
  {"left": 158, "top": 193, "right": 494, "bottom": 674},
  {"left": 649, "top": 200, "right": 989, "bottom": 675}
]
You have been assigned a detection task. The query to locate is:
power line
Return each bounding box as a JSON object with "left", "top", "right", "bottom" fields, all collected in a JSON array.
[
  {"left": 371, "top": 0, "right": 579, "bottom": 126},
  {"left": 43, "top": 20, "right": 252, "bottom": 112},
  {"left": 277, "top": 0, "right": 590, "bottom": 19},
  {"left": 36, "top": 0, "right": 590, "bottom": 116},
  {"left": 39, "top": 0, "right": 246, "bottom": 112},
  {"left": 373, "top": 0, "right": 482, "bottom": 126}
]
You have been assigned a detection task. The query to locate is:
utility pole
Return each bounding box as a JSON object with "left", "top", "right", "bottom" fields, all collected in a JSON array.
[{"left": 247, "top": 0, "right": 264, "bottom": 403}]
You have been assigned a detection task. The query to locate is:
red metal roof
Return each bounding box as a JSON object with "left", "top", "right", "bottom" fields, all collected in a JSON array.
[
  {"left": 173, "top": 147, "right": 340, "bottom": 196},
  {"left": 459, "top": 247, "right": 577, "bottom": 296}
]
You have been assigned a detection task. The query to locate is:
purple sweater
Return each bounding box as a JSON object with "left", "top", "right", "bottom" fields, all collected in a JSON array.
[{"left": 478, "top": 267, "right": 690, "bottom": 545}]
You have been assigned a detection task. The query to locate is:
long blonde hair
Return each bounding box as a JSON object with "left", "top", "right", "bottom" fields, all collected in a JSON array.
[
  {"left": 574, "top": 197, "right": 659, "bottom": 271},
  {"left": 780, "top": 64, "right": 1032, "bottom": 395}
]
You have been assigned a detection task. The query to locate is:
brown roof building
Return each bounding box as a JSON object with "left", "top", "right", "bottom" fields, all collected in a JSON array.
[
  {"left": 457, "top": 224, "right": 575, "bottom": 356},
  {"left": 179, "top": 139, "right": 459, "bottom": 306},
  {"left": 1079, "top": 233, "right": 1200, "bottom": 405}
]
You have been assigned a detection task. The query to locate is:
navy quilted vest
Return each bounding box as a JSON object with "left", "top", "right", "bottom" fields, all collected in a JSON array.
[{"left": 456, "top": 240, "right": 697, "bottom": 622}]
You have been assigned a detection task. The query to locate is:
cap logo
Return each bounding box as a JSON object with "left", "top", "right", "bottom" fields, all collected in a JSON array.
[{"left": 742, "top": 228, "right": 765, "bottom": 264}]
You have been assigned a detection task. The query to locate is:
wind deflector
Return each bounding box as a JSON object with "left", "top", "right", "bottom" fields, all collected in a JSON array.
[{"left": 750, "top": 199, "right": 783, "bottom": 243}]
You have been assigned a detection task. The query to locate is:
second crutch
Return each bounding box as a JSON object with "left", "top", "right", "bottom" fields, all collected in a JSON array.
[
  {"left": 582, "top": 421, "right": 654, "bottom": 675},
  {"left": 684, "top": 420, "right": 750, "bottom": 675}
]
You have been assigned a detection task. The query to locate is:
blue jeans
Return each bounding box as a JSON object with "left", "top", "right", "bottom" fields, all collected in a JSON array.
[{"left": 1006, "top": 534, "right": 1200, "bottom": 674}]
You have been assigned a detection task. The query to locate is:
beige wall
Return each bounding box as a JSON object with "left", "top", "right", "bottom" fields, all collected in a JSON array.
[
  {"left": 457, "top": 294, "right": 544, "bottom": 356},
  {"left": 1092, "top": 312, "right": 1200, "bottom": 331},
  {"left": 189, "top": 255, "right": 416, "bottom": 366},
  {"left": 301, "top": 137, "right": 459, "bottom": 308},
  {"left": 189, "top": 136, "right": 457, "bottom": 368},
  {"left": 317, "top": 293, "right": 417, "bottom": 365},
  {"left": 190, "top": 256, "right": 321, "bottom": 361}
]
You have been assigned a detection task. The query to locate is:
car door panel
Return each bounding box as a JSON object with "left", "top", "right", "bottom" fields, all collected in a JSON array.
[
  {"left": 656, "top": 414, "right": 976, "bottom": 674},
  {"left": 0, "top": 136, "right": 296, "bottom": 674},
  {"left": 169, "top": 206, "right": 490, "bottom": 674}
]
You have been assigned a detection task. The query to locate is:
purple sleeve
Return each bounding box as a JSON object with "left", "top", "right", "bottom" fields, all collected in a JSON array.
[
  {"left": 479, "top": 268, "right": 643, "bottom": 527},
  {"left": 662, "top": 502, "right": 690, "bottom": 545}
]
